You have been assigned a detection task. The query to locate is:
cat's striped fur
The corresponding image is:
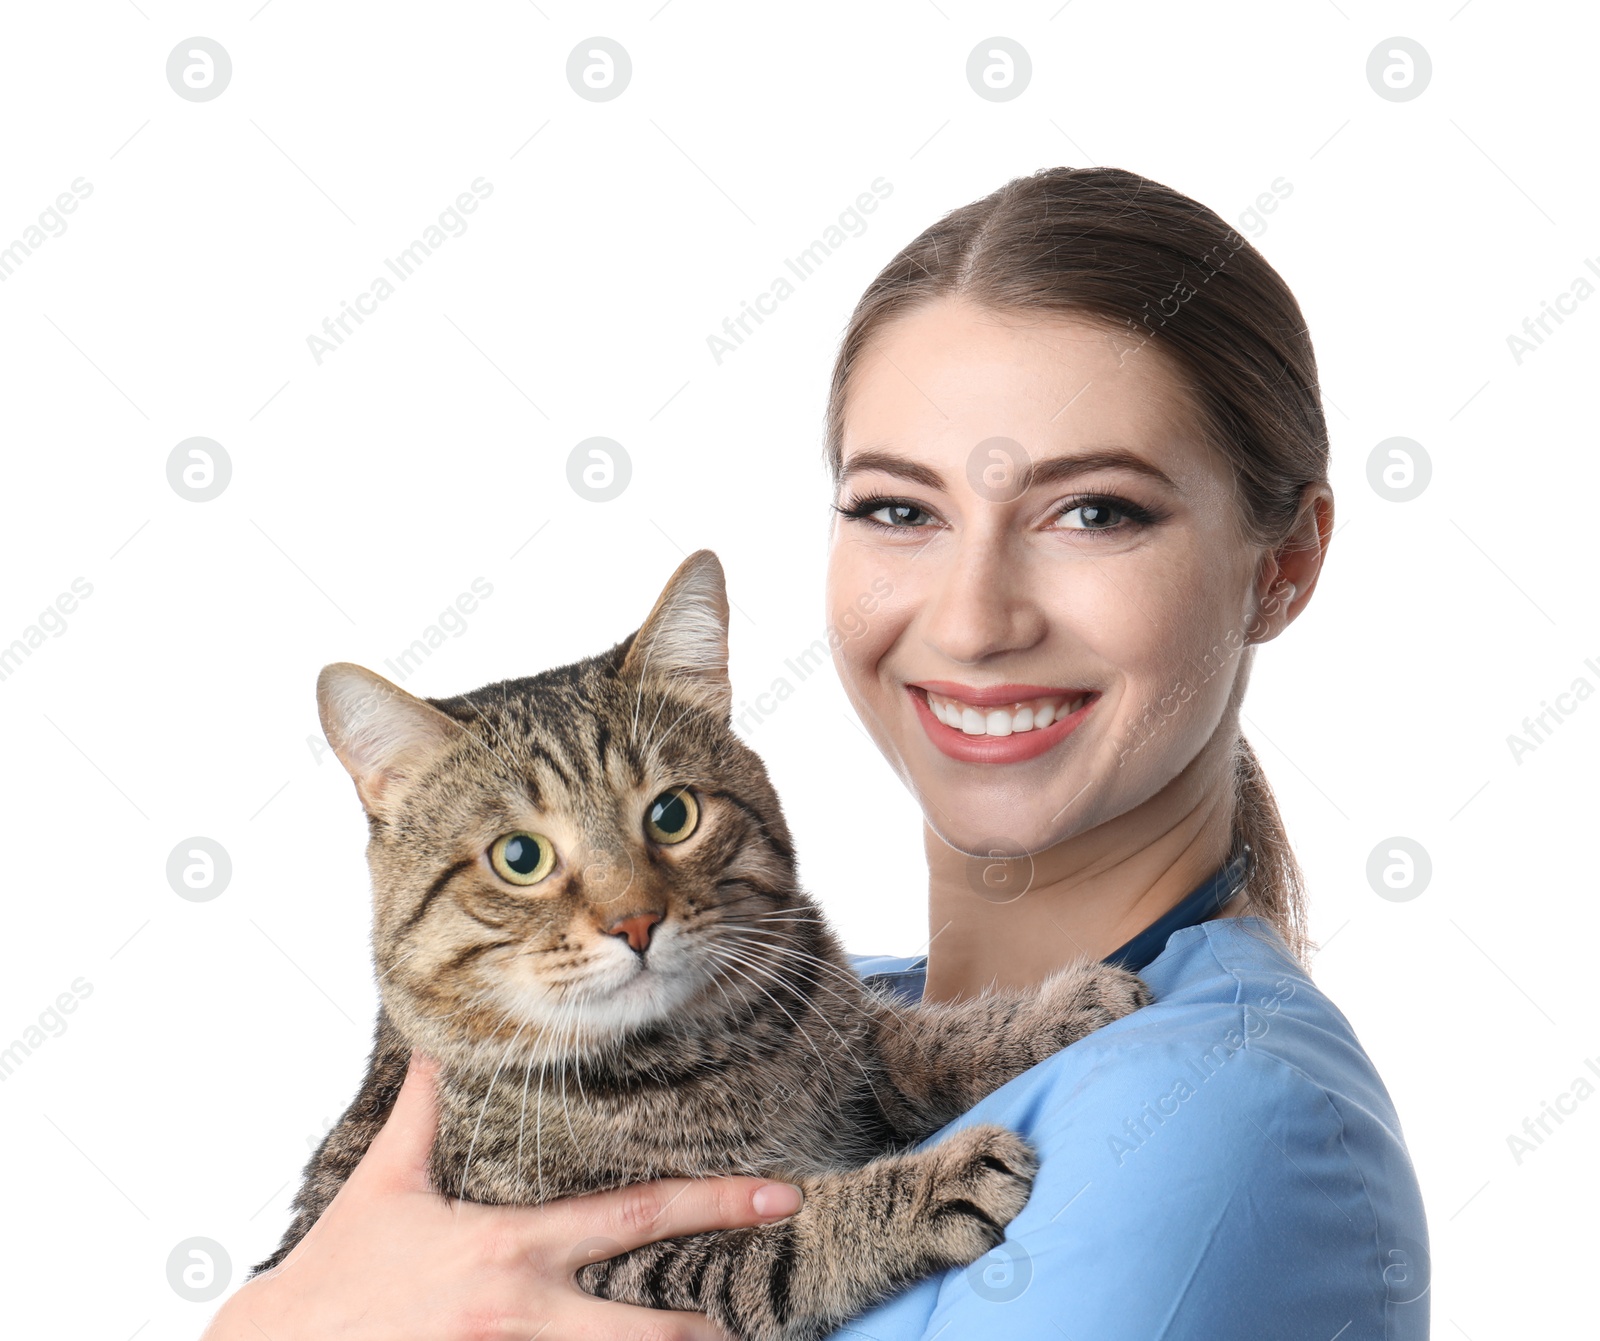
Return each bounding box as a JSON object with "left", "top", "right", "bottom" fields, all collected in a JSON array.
[{"left": 253, "top": 550, "right": 1150, "bottom": 1341}]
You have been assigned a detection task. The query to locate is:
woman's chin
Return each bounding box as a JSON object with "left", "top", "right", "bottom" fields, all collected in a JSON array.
[{"left": 924, "top": 808, "right": 1075, "bottom": 862}]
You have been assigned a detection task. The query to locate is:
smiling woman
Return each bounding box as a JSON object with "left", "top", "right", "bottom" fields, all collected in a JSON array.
[{"left": 821, "top": 165, "right": 1429, "bottom": 1339}]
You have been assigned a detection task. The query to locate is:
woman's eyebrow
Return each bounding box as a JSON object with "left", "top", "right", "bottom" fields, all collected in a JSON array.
[{"left": 839, "top": 446, "right": 1180, "bottom": 493}]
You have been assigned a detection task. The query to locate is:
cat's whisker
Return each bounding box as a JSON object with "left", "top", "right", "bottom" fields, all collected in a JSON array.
[
  {"left": 718, "top": 928, "right": 891, "bottom": 1004},
  {"left": 707, "top": 937, "right": 876, "bottom": 1051},
  {"left": 564, "top": 995, "right": 594, "bottom": 1121},
  {"left": 531, "top": 996, "right": 564, "bottom": 1203},
  {"left": 377, "top": 947, "right": 421, "bottom": 982},
  {"left": 645, "top": 697, "right": 701, "bottom": 756},
  {"left": 459, "top": 1008, "right": 528, "bottom": 1192},
  {"left": 629, "top": 635, "right": 658, "bottom": 740},
  {"left": 699, "top": 946, "right": 853, "bottom": 1112},
  {"left": 555, "top": 995, "right": 585, "bottom": 1162},
  {"left": 638, "top": 689, "right": 672, "bottom": 757},
  {"left": 702, "top": 939, "right": 885, "bottom": 1108},
  {"left": 459, "top": 1009, "right": 528, "bottom": 1199},
  {"left": 723, "top": 927, "right": 898, "bottom": 1006},
  {"left": 515, "top": 1048, "right": 535, "bottom": 1198}
]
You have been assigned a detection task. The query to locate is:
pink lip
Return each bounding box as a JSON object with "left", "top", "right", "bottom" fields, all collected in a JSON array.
[{"left": 906, "top": 683, "right": 1098, "bottom": 764}]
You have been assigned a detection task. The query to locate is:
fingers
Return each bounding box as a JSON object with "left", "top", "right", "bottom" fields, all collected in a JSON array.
[
  {"left": 352, "top": 1048, "right": 441, "bottom": 1194},
  {"left": 528, "top": 1176, "right": 804, "bottom": 1257},
  {"left": 565, "top": 1298, "right": 737, "bottom": 1341}
]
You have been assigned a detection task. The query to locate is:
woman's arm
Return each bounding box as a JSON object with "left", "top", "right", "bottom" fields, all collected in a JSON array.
[{"left": 204, "top": 1051, "right": 806, "bottom": 1341}]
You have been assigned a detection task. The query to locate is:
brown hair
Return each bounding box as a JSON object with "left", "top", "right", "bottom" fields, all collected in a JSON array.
[{"left": 823, "top": 165, "right": 1325, "bottom": 964}]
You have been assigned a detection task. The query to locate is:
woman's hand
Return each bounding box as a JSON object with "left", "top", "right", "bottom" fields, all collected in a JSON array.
[{"left": 201, "top": 1050, "right": 804, "bottom": 1341}]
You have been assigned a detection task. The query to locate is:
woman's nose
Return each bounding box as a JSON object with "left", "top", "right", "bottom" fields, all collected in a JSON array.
[{"left": 917, "top": 535, "right": 1047, "bottom": 665}]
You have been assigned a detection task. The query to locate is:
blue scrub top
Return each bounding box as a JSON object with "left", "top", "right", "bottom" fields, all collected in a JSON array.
[{"left": 835, "top": 913, "right": 1430, "bottom": 1340}]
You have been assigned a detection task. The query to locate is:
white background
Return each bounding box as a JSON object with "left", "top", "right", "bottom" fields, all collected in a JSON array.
[{"left": 1, "top": 3, "right": 1594, "bottom": 1337}]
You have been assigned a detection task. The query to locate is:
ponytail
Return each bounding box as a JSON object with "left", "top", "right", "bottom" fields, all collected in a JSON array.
[{"left": 1231, "top": 734, "right": 1311, "bottom": 964}]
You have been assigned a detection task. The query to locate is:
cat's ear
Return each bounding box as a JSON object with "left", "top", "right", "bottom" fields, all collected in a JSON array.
[
  {"left": 317, "top": 662, "right": 468, "bottom": 817},
  {"left": 619, "top": 549, "right": 732, "bottom": 720}
]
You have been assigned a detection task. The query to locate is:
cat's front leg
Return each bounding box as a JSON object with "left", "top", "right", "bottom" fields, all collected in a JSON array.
[
  {"left": 575, "top": 1123, "right": 1039, "bottom": 1341},
  {"left": 869, "top": 959, "right": 1151, "bottom": 1131}
]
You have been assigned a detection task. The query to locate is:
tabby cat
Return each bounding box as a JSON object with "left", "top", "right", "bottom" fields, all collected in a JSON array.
[{"left": 253, "top": 549, "right": 1150, "bottom": 1341}]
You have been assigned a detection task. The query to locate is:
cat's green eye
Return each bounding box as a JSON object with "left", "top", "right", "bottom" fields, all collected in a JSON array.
[
  {"left": 645, "top": 787, "right": 699, "bottom": 845},
  {"left": 489, "top": 831, "right": 556, "bottom": 886}
]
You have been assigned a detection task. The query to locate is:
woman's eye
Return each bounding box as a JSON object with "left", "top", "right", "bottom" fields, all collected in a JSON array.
[
  {"left": 1056, "top": 499, "right": 1131, "bottom": 530},
  {"left": 645, "top": 787, "right": 699, "bottom": 844},
  {"left": 865, "top": 502, "right": 928, "bottom": 528},
  {"left": 836, "top": 495, "right": 934, "bottom": 529},
  {"left": 489, "top": 831, "right": 556, "bottom": 885}
]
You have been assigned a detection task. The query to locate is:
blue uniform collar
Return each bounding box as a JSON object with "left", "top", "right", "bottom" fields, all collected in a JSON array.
[
  {"left": 1101, "top": 843, "right": 1253, "bottom": 973},
  {"left": 859, "top": 844, "right": 1254, "bottom": 1002}
]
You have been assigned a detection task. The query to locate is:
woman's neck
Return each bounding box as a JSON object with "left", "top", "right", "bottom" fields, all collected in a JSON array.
[{"left": 920, "top": 733, "right": 1240, "bottom": 1005}]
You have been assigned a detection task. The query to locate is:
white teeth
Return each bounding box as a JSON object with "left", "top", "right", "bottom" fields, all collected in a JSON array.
[{"left": 925, "top": 691, "right": 1088, "bottom": 737}]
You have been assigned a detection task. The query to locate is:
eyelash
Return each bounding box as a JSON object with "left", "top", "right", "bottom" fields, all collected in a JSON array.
[{"left": 832, "top": 491, "right": 1165, "bottom": 534}]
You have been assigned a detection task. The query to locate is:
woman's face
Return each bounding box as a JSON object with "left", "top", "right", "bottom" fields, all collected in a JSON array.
[{"left": 826, "top": 297, "right": 1272, "bottom": 857}]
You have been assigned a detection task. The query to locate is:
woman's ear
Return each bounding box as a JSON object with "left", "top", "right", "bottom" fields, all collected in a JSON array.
[{"left": 1247, "top": 484, "right": 1334, "bottom": 645}]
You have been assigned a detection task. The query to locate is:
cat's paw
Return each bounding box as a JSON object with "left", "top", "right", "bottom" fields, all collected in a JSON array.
[
  {"left": 1037, "top": 961, "right": 1152, "bottom": 1054},
  {"left": 921, "top": 1124, "right": 1039, "bottom": 1265},
  {"left": 575, "top": 1256, "right": 613, "bottom": 1298},
  {"left": 574, "top": 1245, "right": 658, "bottom": 1304}
]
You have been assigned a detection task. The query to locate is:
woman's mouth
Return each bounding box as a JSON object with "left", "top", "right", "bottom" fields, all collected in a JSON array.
[{"left": 906, "top": 681, "right": 1098, "bottom": 764}]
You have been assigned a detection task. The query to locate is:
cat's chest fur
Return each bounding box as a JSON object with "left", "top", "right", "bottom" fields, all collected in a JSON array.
[{"left": 427, "top": 1010, "right": 893, "bottom": 1205}]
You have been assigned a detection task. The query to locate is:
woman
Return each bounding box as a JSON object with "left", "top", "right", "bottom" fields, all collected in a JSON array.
[{"left": 204, "top": 166, "right": 1427, "bottom": 1340}]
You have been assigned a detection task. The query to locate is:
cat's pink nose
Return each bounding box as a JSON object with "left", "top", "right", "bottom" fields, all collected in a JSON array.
[{"left": 607, "top": 912, "right": 662, "bottom": 953}]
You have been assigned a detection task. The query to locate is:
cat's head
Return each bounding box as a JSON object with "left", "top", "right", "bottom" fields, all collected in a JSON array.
[{"left": 318, "top": 550, "right": 813, "bottom": 1070}]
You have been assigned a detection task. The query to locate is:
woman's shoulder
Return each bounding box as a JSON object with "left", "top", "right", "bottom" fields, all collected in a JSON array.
[
  {"left": 985, "top": 917, "right": 1419, "bottom": 1172},
  {"left": 852, "top": 915, "right": 1402, "bottom": 1134},
  {"left": 838, "top": 920, "right": 1431, "bottom": 1338}
]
